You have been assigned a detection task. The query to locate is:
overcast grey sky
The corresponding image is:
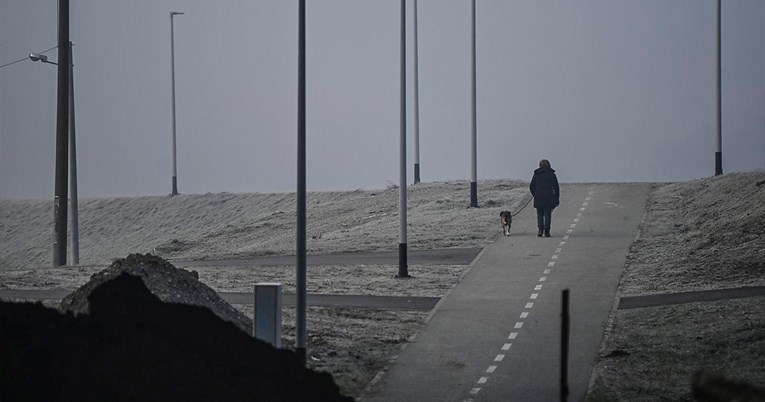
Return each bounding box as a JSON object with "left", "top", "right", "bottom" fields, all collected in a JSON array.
[{"left": 1, "top": 1, "right": 763, "bottom": 199}]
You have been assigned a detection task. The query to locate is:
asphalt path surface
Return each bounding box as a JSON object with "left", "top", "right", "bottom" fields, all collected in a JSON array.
[
  {"left": 362, "top": 183, "right": 652, "bottom": 402},
  {"left": 175, "top": 248, "right": 482, "bottom": 268}
]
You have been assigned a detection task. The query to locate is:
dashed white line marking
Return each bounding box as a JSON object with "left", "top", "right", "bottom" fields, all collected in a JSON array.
[
  {"left": 539, "top": 277, "right": 547, "bottom": 282},
  {"left": 470, "top": 388, "right": 481, "bottom": 395},
  {"left": 570, "top": 223, "right": 576, "bottom": 228},
  {"left": 530, "top": 293, "right": 539, "bottom": 299},
  {"left": 552, "top": 254, "right": 559, "bottom": 260},
  {"left": 566, "top": 229, "right": 573, "bottom": 234},
  {"left": 583, "top": 201, "right": 589, "bottom": 206},
  {"left": 502, "top": 343, "right": 512, "bottom": 350},
  {"left": 478, "top": 377, "right": 488, "bottom": 384},
  {"left": 579, "top": 207, "right": 586, "bottom": 212},
  {"left": 556, "top": 247, "right": 562, "bottom": 253},
  {"left": 573, "top": 218, "right": 580, "bottom": 222},
  {"left": 559, "top": 241, "right": 566, "bottom": 246},
  {"left": 525, "top": 302, "right": 534, "bottom": 309},
  {"left": 495, "top": 354, "right": 505, "bottom": 362},
  {"left": 563, "top": 235, "right": 570, "bottom": 240},
  {"left": 487, "top": 366, "right": 497, "bottom": 373},
  {"left": 543, "top": 269, "right": 551, "bottom": 274},
  {"left": 534, "top": 285, "right": 543, "bottom": 291},
  {"left": 509, "top": 332, "right": 518, "bottom": 339},
  {"left": 548, "top": 261, "right": 555, "bottom": 267},
  {"left": 520, "top": 312, "right": 529, "bottom": 319},
  {"left": 514, "top": 322, "right": 524, "bottom": 329}
]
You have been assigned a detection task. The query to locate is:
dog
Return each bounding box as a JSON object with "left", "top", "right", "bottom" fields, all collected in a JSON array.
[{"left": 499, "top": 211, "right": 512, "bottom": 236}]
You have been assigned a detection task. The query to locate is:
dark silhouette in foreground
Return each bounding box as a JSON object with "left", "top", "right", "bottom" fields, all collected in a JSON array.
[{"left": 0, "top": 273, "right": 352, "bottom": 401}]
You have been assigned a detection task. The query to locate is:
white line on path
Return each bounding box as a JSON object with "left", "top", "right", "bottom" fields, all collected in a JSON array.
[{"left": 464, "top": 190, "right": 591, "bottom": 400}]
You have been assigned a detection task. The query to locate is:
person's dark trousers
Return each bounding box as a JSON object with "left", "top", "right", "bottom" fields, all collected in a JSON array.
[{"left": 536, "top": 207, "right": 552, "bottom": 237}]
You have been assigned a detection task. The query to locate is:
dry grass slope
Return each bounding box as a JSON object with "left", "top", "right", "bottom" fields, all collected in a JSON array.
[{"left": 587, "top": 171, "right": 765, "bottom": 401}]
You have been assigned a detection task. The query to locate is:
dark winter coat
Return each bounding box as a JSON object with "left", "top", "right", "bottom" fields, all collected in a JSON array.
[{"left": 530, "top": 167, "right": 560, "bottom": 209}]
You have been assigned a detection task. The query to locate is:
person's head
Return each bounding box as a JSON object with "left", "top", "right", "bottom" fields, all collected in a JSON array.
[{"left": 539, "top": 159, "right": 551, "bottom": 169}]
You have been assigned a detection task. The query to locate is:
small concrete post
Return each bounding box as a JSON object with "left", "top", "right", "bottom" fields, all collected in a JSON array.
[{"left": 253, "top": 282, "right": 282, "bottom": 348}]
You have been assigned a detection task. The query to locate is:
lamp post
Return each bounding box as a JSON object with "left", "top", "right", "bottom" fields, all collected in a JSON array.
[
  {"left": 170, "top": 11, "right": 184, "bottom": 195},
  {"left": 715, "top": 0, "right": 722, "bottom": 176},
  {"left": 413, "top": 0, "right": 421, "bottom": 184},
  {"left": 296, "top": 0, "right": 307, "bottom": 367},
  {"left": 469, "top": 0, "right": 478, "bottom": 208},
  {"left": 398, "top": 0, "right": 410, "bottom": 278},
  {"left": 30, "top": 43, "right": 79, "bottom": 266}
]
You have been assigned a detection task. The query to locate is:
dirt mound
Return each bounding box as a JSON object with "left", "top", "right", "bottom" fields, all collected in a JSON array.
[
  {"left": 1, "top": 273, "right": 353, "bottom": 401},
  {"left": 61, "top": 254, "right": 252, "bottom": 333}
]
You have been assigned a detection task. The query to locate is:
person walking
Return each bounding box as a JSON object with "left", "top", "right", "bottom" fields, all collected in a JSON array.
[{"left": 529, "top": 159, "right": 560, "bottom": 237}]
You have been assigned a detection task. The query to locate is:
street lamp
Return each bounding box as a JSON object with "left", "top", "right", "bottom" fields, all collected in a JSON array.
[
  {"left": 170, "top": 11, "right": 184, "bottom": 195},
  {"left": 30, "top": 43, "right": 79, "bottom": 266},
  {"left": 29, "top": 53, "right": 55, "bottom": 64}
]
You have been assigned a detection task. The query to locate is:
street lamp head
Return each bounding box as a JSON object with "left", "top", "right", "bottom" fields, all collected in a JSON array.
[
  {"left": 170, "top": 11, "right": 184, "bottom": 16},
  {"left": 29, "top": 53, "right": 48, "bottom": 63}
]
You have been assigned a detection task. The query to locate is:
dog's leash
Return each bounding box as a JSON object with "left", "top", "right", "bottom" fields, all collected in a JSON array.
[{"left": 510, "top": 195, "right": 534, "bottom": 217}]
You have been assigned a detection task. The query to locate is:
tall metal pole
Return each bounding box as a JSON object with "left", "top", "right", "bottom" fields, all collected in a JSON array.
[
  {"left": 296, "top": 0, "right": 308, "bottom": 366},
  {"left": 170, "top": 12, "right": 184, "bottom": 195},
  {"left": 413, "top": 0, "right": 421, "bottom": 184},
  {"left": 53, "top": 0, "right": 71, "bottom": 267},
  {"left": 469, "top": 0, "right": 478, "bottom": 208},
  {"left": 715, "top": 0, "right": 723, "bottom": 176},
  {"left": 398, "top": 0, "right": 410, "bottom": 278},
  {"left": 68, "top": 41, "right": 79, "bottom": 265}
]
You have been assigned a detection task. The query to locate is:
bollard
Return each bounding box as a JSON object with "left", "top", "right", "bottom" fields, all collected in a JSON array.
[
  {"left": 561, "top": 289, "right": 570, "bottom": 402},
  {"left": 253, "top": 282, "right": 282, "bottom": 348}
]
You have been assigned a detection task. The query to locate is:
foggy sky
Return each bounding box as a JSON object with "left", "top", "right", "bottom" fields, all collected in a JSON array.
[{"left": 1, "top": 0, "right": 763, "bottom": 199}]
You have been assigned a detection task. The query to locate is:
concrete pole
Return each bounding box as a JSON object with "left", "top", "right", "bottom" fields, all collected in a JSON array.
[
  {"left": 413, "top": 0, "right": 421, "bottom": 184},
  {"left": 68, "top": 41, "right": 79, "bottom": 265},
  {"left": 296, "top": 0, "right": 308, "bottom": 366},
  {"left": 470, "top": 0, "right": 478, "bottom": 208},
  {"left": 715, "top": 0, "right": 723, "bottom": 176},
  {"left": 398, "top": 0, "right": 410, "bottom": 278},
  {"left": 53, "top": 0, "right": 70, "bottom": 267}
]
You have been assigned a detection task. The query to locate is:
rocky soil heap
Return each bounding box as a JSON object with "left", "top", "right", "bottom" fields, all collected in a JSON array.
[
  {"left": 61, "top": 253, "right": 252, "bottom": 333},
  {"left": 1, "top": 255, "right": 352, "bottom": 401}
]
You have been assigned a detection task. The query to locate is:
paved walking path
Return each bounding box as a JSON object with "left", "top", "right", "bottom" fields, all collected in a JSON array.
[
  {"left": 362, "top": 183, "right": 652, "bottom": 402},
  {"left": 618, "top": 286, "right": 765, "bottom": 309},
  {"left": 0, "top": 289, "right": 439, "bottom": 311},
  {"left": 175, "top": 248, "right": 481, "bottom": 268}
]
